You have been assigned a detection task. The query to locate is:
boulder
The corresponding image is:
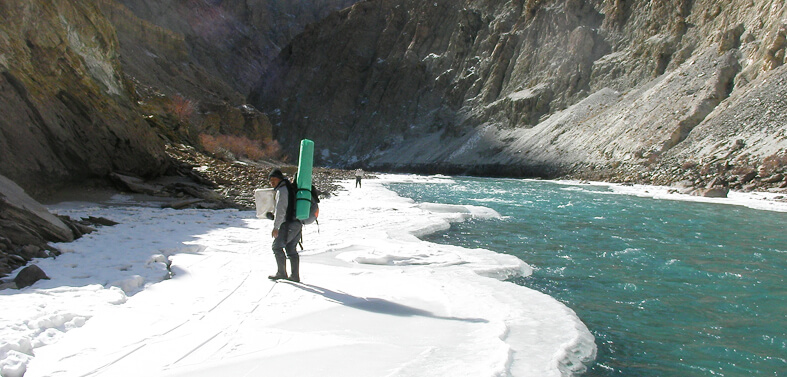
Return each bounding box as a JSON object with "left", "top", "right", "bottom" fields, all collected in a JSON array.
[
  {"left": 699, "top": 186, "right": 730, "bottom": 198},
  {"left": 110, "top": 173, "right": 166, "bottom": 195},
  {"left": 14, "top": 264, "right": 50, "bottom": 289},
  {"left": 0, "top": 174, "right": 79, "bottom": 275},
  {"left": 20, "top": 245, "right": 49, "bottom": 260},
  {"left": 696, "top": 176, "right": 730, "bottom": 198},
  {"left": 0, "top": 174, "right": 75, "bottom": 246},
  {"left": 164, "top": 198, "right": 205, "bottom": 210},
  {"left": 706, "top": 176, "right": 729, "bottom": 188},
  {"left": 82, "top": 216, "right": 120, "bottom": 227},
  {"left": 762, "top": 174, "right": 785, "bottom": 184},
  {"left": 738, "top": 170, "right": 757, "bottom": 184},
  {"left": 672, "top": 180, "right": 696, "bottom": 194}
]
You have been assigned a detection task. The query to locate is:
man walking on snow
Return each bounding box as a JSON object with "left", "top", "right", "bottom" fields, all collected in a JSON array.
[
  {"left": 355, "top": 168, "right": 364, "bottom": 188},
  {"left": 267, "top": 169, "right": 302, "bottom": 282}
]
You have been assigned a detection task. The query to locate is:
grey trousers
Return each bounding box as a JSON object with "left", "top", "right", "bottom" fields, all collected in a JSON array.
[{"left": 272, "top": 221, "right": 302, "bottom": 258}]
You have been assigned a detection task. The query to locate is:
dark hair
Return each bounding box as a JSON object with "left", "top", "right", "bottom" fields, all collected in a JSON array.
[{"left": 268, "top": 169, "right": 284, "bottom": 179}]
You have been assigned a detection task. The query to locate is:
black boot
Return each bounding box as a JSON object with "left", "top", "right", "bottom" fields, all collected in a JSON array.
[
  {"left": 288, "top": 255, "right": 300, "bottom": 282},
  {"left": 268, "top": 252, "right": 288, "bottom": 280}
]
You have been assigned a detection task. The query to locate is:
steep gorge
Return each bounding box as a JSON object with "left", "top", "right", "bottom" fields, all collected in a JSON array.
[
  {"left": 1, "top": 0, "right": 362, "bottom": 196},
  {"left": 253, "top": 0, "right": 787, "bottom": 189},
  {"left": 2, "top": 0, "right": 787, "bottom": 276},
  {"left": 0, "top": 0, "right": 358, "bottom": 276}
]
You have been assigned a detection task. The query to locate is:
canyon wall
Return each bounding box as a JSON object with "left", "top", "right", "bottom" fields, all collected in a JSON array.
[
  {"left": 1, "top": 0, "right": 354, "bottom": 275},
  {"left": 116, "top": 0, "right": 362, "bottom": 95},
  {"left": 1, "top": 0, "right": 359, "bottom": 196},
  {"left": 0, "top": 0, "right": 170, "bottom": 196},
  {"left": 254, "top": 0, "right": 787, "bottom": 188},
  {"left": 2, "top": 0, "right": 786, "bottom": 274}
]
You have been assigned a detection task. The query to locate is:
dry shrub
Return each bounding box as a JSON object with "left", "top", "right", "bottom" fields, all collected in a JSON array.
[
  {"left": 168, "top": 95, "right": 195, "bottom": 123},
  {"left": 263, "top": 140, "right": 283, "bottom": 159},
  {"left": 200, "top": 134, "right": 283, "bottom": 161}
]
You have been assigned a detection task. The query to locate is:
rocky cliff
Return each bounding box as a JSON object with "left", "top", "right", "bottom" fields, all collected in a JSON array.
[
  {"left": 3, "top": 0, "right": 786, "bottom": 276},
  {"left": 101, "top": 0, "right": 362, "bottom": 147},
  {"left": 1, "top": 0, "right": 351, "bottom": 276},
  {"left": 0, "top": 0, "right": 169, "bottom": 276},
  {"left": 96, "top": 0, "right": 274, "bottom": 146},
  {"left": 116, "top": 0, "right": 361, "bottom": 95},
  {"left": 1, "top": 0, "right": 375, "bottom": 278},
  {"left": 1, "top": 0, "right": 351, "bottom": 198},
  {"left": 0, "top": 0, "right": 170, "bottom": 196},
  {"left": 254, "top": 0, "right": 787, "bottom": 190}
]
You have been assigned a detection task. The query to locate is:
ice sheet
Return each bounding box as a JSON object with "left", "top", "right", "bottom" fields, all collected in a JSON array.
[{"left": 1, "top": 176, "right": 596, "bottom": 377}]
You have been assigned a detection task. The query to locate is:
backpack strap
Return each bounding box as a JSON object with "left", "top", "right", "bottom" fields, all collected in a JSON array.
[
  {"left": 282, "top": 179, "right": 297, "bottom": 222},
  {"left": 295, "top": 187, "right": 313, "bottom": 212}
]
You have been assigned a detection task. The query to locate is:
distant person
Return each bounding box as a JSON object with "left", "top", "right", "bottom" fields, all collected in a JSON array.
[
  {"left": 355, "top": 168, "right": 364, "bottom": 188},
  {"left": 267, "top": 169, "right": 301, "bottom": 282}
]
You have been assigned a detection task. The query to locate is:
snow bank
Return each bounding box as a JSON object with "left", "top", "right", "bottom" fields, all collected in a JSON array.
[
  {"left": 552, "top": 179, "right": 787, "bottom": 212},
  {"left": 0, "top": 205, "right": 247, "bottom": 376},
  {"left": 2, "top": 175, "right": 596, "bottom": 377}
]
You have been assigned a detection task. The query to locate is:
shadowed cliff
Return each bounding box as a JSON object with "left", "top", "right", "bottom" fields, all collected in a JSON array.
[
  {"left": 116, "top": 0, "right": 362, "bottom": 95},
  {"left": 0, "top": 0, "right": 358, "bottom": 276},
  {"left": 0, "top": 1, "right": 170, "bottom": 195}
]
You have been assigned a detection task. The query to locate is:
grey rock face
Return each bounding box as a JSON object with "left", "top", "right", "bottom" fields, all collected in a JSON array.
[
  {"left": 253, "top": 0, "right": 787, "bottom": 188},
  {"left": 0, "top": 174, "right": 75, "bottom": 276},
  {"left": 0, "top": 175, "right": 74, "bottom": 246},
  {"left": 699, "top": 187, "right": 730, "bottom": 198},
  {"left": 0, "top": 1, "right": 170, "bottom": 197},
  {"left": 0, "top": 0, "right": 365, "bottom": 275},
  {"left": 116, "top": 0, "right": 362, "bottom": 95}
]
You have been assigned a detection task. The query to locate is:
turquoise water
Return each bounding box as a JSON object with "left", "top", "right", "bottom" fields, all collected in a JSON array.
[{"left": 385, "top": 177, "right": 787, "bottom": 376}]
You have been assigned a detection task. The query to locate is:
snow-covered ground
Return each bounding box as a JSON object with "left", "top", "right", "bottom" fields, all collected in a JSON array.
[{"left": 0, "top": 175, "right": 597, "bottom": 377}]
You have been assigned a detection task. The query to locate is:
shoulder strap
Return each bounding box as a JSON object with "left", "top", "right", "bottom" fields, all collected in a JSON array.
[{"left": 283, "top": 179, "right": 296, "bottom": 222}]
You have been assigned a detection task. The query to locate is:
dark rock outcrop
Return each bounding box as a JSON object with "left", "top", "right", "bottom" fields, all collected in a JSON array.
[
  {"left": 13, "top": 264, "right": 50, "bottom": 289},
  {"left": 0, "top": 1, "right": 170, "bottom": 197},
  {"left": 0, "top": 174, "right": 76, "bottom": 276},
  {"left": 0, "top": 175, "right": 75, "bottom": 247}
]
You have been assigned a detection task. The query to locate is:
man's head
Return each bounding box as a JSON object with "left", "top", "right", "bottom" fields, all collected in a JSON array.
[{"left": 268, "top": 169, "right": 284, "bottom": 187}]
